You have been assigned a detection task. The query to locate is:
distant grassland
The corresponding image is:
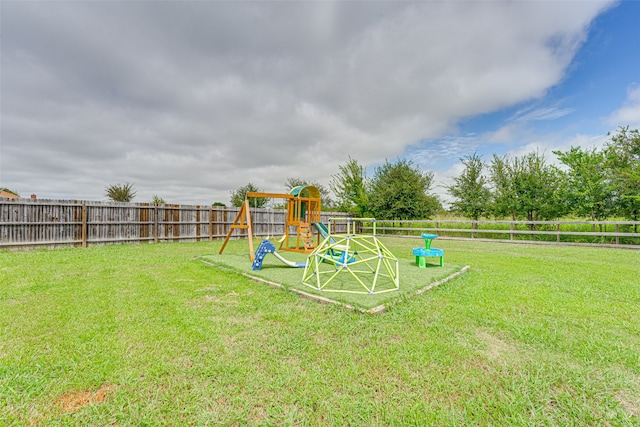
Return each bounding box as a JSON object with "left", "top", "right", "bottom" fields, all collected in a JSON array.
[
  {"left": 359, "top": 218, "right": 640, "bottom": 246},
  {"left": 1, "top": 239, "right": 639, "bottom": 426}
]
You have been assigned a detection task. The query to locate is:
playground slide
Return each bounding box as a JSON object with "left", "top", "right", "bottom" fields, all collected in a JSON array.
[
  {"left": 271, "top": 251, "right": 306, "bottom": 268},
  {"left": 252, "top": 239, "right": 306, "bottom": 270},
  {"left": 311, "top": 222, "right": 336, "bottom": 243}
]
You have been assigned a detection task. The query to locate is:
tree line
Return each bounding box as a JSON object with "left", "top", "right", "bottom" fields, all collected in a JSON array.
[
  {"left": 448, "top": 127, "right": 639, "bottom": 224},
  {"left": 231, "top": 126, "right": 639, "bottom": 223},
  {"left": 102, "top": 126, "right": 638, "bottom": 224}
]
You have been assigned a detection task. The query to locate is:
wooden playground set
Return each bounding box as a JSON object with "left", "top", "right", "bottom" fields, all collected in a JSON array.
[{"left": 219, "top": 185, "right": 322, "bottom": 262}]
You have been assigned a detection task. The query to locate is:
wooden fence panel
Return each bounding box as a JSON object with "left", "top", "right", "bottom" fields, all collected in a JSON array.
[
  {"left": 0, "top": 199, "right": 355, "bottom": 250},
  {"left": 0, "top": 199, "right": 83, "bottom": 248}
]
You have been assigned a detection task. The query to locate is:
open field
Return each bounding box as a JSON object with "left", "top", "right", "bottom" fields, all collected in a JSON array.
[{"left": 1, "top": 238, "right": 639, "bottom": 425}]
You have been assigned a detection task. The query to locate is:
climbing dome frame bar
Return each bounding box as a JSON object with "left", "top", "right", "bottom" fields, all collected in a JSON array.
[
  {"left": 301, "top": 233, "right": 400, "bottom": 295},
  {"left": 328, "top": 217, "right": 376, "bottom": 236}
]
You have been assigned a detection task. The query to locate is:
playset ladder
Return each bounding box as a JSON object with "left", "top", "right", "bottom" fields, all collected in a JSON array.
[{"left": 299, "top": 222, "right": 315, "bottom": 250}]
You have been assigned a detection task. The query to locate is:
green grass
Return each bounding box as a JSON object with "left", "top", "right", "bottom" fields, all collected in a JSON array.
[{"left": 1, "top": 239, "right": 639, "bottom": 425}]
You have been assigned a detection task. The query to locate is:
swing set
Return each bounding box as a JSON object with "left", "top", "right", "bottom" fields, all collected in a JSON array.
[{"left": 219, "top": 185, "right": 322, "bottom": 261}]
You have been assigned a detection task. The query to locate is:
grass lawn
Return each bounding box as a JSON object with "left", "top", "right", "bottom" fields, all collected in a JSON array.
[{"left": 1, "top": 238, "right": 639, "bottom": 426}]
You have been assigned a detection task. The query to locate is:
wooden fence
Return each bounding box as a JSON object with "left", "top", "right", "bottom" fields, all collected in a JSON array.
[
  {"left": 3, "top": 199, "right": 640, "bottom": 249},
  {"left": 0, "top": 199, "right": 350, "bottom": 250},
  {"left": 363, "top": 219, "right": 640, "bottom": 248}
]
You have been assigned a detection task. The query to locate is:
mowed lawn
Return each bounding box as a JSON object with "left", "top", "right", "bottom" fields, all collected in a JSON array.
[{"left": 0, "top": 238, "right": 639, "bottom": 426}]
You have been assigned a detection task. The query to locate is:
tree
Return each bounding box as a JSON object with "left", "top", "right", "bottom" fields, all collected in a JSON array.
[
  {"left": 553, "top": 146, "right": 614, "bottom": 223},
  {"left": 446, "top": 152, "right": 491, "bottom": 221},
  {"left": 489, "top": 155, "right": 519, "bottom": 220},
  {"left": 151, "top": 195, "right": 166, "bottom": 204},
  {"left": 212, "top": 202, "right": 226, "bottom": 207},
  {"left": 605, "top": 126, "right": 640, "bottom": 223},
  {"left": 329, "top": 156, "right": 369, "bottom": 216},
  {"left": 229, "top": 182, "right": 267, "bottom": 208},
  {"left": 367, "top": 159, "right": 441, "bottom": 220},
  {"left": 489, "top": 151, "right": 567, "bottom": 224},
  {"left": 284, "top": 177, "right": 335, "bottom": 210},
  {"left": 105, "top": 182, "right": 136, "bottom": 202}
]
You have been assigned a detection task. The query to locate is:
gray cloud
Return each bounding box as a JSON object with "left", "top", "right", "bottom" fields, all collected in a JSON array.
[{"left": 1, "top": 1, "right": 614, "bottom": 203}]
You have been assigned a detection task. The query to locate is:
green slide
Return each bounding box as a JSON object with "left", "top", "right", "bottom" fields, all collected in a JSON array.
[{"left": 311, "top": 222, "right": 333, "bottom": 241}]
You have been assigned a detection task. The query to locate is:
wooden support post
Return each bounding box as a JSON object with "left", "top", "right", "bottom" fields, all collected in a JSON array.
[
  {"left": 223, "top": 207, "right": 227, "bottom": 239},
  {"left": 154, "top": 206, "right": 159, "bottom": 244},
  {"left": 219, "top": 200, "right": 255, "bottom": 261},
  {"left": 247, "top": 206, "right": 254, "bottom": 258},
  {"left": 196, "top": 206, "right": 201, "bottom": 242},
  {"left": 82, "top": 203, "right": 87, "bottom": 248},
  {"left": 209, "top": 206, "right": 213, "bottom": 241},
  {"left": 173, "top": 207, "right": 180, "bottom": 242}
]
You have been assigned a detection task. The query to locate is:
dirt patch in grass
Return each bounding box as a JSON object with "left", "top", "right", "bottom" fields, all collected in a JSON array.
[
  {"left": 55, "top": 384, "right": 118, "bottom": 413},
  {"left": 186, "top": 294, "right": 224, "bottom": 307},
  {"left": 475, "top": 330, "right": 519, "bottom": 361},
  {"left": 616, "top": 390, "right": 640, "bottom": 417}
]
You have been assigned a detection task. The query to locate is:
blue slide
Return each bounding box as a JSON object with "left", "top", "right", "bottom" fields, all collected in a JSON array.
[{"left": 252, "top": 239, "right": 306, "bottom": 270}]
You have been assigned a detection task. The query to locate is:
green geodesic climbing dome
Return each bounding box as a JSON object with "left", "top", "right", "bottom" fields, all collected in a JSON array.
[{"left": 301, "top": 234, "right": 399, "bottom": 295}]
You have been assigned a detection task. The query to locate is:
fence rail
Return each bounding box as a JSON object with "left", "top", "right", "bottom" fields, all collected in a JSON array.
[
  {"left": 0, "top": 199, "right": 350, "bottom": 250},
  {"left": 362, "top": 219, "right": 640, "bottom": 248}
]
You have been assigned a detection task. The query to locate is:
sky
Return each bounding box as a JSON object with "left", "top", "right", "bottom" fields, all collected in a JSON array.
[{"left": 1, "top": 0, "right": 639, "bottom": 206}]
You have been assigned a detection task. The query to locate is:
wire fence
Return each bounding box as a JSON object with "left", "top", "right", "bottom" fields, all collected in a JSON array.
[{"left": 363, "top": 219, "right": 640, "bottom": 248}]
